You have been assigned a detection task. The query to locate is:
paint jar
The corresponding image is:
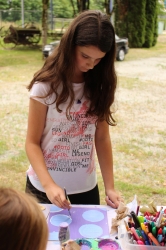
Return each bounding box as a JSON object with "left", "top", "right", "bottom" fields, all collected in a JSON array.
[
  {"left": 58, "top": 222, "right": 70, "bottom": 245},
  {"left": 76, "top": 239, "right": 92, "bottom": 250},
  {"left": 98, "top": 239, "right": 121, "bottom": 250}
]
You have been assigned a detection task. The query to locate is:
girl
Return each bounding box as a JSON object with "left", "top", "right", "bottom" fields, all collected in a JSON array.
[
  {"left": 25, "top": 10, "right": 121, "bottom": 209},
  {"left": 0, "top": 187, "right": 48, "bottom": 250}
]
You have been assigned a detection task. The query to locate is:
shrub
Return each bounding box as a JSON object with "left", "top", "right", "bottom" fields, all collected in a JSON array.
[{"left": 143, "top": 0, "right": 158, "bottom": 48}]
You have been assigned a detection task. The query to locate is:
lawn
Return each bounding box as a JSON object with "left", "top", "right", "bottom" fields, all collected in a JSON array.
[{"left": 0, "top": 34, "right": 166, "bottom": 206}]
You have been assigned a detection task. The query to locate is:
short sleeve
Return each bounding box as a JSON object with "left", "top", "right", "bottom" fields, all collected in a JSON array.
[{"left": 30, "top": 82, "right": 52, "bottom": 105}]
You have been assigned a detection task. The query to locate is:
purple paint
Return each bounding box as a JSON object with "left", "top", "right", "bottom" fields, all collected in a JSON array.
[
  {"left": 98, "top": 239, "right": 121, "bottom": 250},
  {"left": 48, "top": 207, "right": 109, "bottom": 240},
  {"left": 81, "top": 245, "right": 91, "bottom": 250}
]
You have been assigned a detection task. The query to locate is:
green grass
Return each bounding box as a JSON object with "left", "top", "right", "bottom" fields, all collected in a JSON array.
[
  {"left": 0, "top": 33, "right": 166, "bottom": 207},
  {"left": 0, "top": 150, "right": 28, "bottom": 190},
  {"left": 0, "top": 46, "right": 42, "bottom": 191},
  {"left": 124, "top": 33, "right": 166, "bottom": 61}
]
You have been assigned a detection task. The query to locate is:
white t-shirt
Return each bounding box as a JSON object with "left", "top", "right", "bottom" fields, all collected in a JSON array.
[{"left": 27, "top": 82, "right": 98, "bottom": 194}]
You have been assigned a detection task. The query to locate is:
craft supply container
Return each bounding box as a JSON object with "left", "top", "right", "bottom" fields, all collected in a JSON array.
[{"left": 118, "top": 224, "right": 165, "bottom": 250}]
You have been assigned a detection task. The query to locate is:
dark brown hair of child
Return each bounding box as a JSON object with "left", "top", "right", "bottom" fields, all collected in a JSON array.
[
  {"left": 28, "top": 10, "right": 117, "bottom": 125},
  {"left": 0, "top": 187, "right": 48, "bottom": 250}
]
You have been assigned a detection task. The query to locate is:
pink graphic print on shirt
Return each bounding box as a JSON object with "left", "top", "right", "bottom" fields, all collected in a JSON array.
[{"left": 43, "top": 100, "right": 97, "bottom": 175}]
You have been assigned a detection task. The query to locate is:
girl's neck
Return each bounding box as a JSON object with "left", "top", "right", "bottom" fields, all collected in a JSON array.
[{"left": 72, "top": 70, "right": 84, "bottom": 83}]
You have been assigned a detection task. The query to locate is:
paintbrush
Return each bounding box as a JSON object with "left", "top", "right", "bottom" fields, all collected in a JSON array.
[{"left": 64, "top": 187, "right": 71, "bottom": 218}]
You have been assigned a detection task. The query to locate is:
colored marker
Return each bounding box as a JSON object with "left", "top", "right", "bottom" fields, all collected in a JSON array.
[
  {"left": 163, "top": 226, "right": 166, "bottom": 236},
  {"left": 130, "top": 227, "right": 140, "bottom": 241},
  {"left": 138, "top": 216, "right": 145, "bottom": 225},
  {"left": 157, "top": 234, "right": 163, "bottom": 243},
  {"left": 148, "top": 232, "right": 160, "bottom": 246},
  {"left": 147, "top": 222, "right": 152, "bottom": 233},
  {"left": 152, "top": 226, "right": 157, "bottom": 237},
  {"left": 136, "top": 205, "right": 140, "bottom": 216},
  {"left": 145, "top": 240, "right": 151, "bottom": 245},
  {"left": 141, "top": 230, "right": 150, "bottom": 245},
  {"left": 137, "top": 240, "right": 145, "bottom": 245},
  {"left": 130, "top": 211, "right": 141, "bottom": 229},
  {"left": 144, "top": 225, "right": 149, "bottom": 234},
  {"left": 151, "top": 221, "right": 155, "bottom": 228},
  {"left": 141, "top": 222, "right": 146, "bottom": 231},
  {"left": 157, "top": 227, "right": 162, "bottom": 235},
  {"left": 136, "top": 229, "right": 142, "bottom": 237},
  {"left": 124, "top": 220, "right": 130, "bottom": 231}
]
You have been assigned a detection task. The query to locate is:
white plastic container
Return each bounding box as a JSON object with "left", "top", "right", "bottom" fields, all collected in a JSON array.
[{"left": 118, "top": 224, "right": 165, "bottom": 250}]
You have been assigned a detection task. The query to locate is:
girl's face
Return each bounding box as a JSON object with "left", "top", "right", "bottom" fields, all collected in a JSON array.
[{"left": 74, "top": 45, "right": 106, "bottom": 74}]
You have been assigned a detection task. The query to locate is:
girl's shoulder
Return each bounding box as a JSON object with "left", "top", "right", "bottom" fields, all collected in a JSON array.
[
  {"left": 30, "top": 81, "right": 51, "bottom": 97},
  {"left": 30, "top": 81, "right": 54, "bottom": 105}
]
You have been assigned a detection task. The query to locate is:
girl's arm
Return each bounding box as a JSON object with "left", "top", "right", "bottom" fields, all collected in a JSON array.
[
  {"left": 25, "top": 98, "right": 70, "bottom": 208},
  {"left": 95, "top": 120, "right": 121, "bottom": 208}
]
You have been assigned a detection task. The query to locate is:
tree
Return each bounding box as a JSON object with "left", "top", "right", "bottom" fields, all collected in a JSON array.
[
  {"left": 42, "top": 0, "right": 49, "bottom": 49},
  {"left": 114, "top": 0, "right": 160, "bottom": 48},
  {"left": 114, "top": 0, "right": 130, "bottom": 37},
  {"left": 114, "top": 0, "right": 146, "bottom": 47},
  {"left": 127, "top": 0, "right": 146, "bottom": 48},
  {"left": 70, "top": 0, "right": 77, "bottom": 16},
  {"left": 0, "top": 1, "right": 10, "bottom": 9},
  {"left": 77, "top": 0, "right": 90, "bottom": 12},
  {"left": 143, "top": 0, "right": 158, "bottom": 48},
  {"left": 53, "top": 0, "right": 76, "bottom": 18},
  {"left": 69, "top": 0, "right": 105, "bottom": 16}
]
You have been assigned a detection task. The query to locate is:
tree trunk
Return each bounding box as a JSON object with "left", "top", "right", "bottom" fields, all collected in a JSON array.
[
  {"left": 70, "top": 0, "right": 77, "bottom": 17},
  {"left": 77, "top": 0, "right": 90, "bottom": 12},
  {"left": 42, "top": 0, "right": 49, "bottom": 52}
]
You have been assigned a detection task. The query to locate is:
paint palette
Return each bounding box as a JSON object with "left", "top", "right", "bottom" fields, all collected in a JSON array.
[
  {"left": 75, "top": 238, "right": 122, "bottom": 250},
  {"left": 48, "top": 205, "right": 110, "bottom": 240}
]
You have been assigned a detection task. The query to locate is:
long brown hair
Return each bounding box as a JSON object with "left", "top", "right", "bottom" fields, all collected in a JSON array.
[
  {"left": 28, "top": 10, "right": 117, "bottom": 125},
  {"left": 0, "top": 187, "right": 48, "bottom": 250}
]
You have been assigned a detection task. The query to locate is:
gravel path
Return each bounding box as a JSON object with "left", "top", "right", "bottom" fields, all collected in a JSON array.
[
  {"left": 116, "top": 56, "right": 166, "bottom": 83},
  {"left": 107, "top": 34, "right": 166, "bottom": 204}
]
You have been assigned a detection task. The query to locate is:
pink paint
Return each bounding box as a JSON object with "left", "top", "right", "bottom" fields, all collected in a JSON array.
[
  {"left": 98, "top": 239, "right": 121, "bottom": 250},
  {"left": 101, "top": 245, "right": 115, "bottom": 250}
]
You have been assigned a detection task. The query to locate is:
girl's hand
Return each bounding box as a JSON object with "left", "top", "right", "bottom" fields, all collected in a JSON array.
[
  {"left": 62, "top": 240, "right": 80, "bottom": 250},
  {"left": 44, "top": 184, "right": 71, "bottom": 209},
  {"left": 105, "top": 189, "right": 122, "bottom": 209}
]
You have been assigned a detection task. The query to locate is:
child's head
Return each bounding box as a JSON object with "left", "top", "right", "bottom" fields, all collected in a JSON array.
[
  {"left": 58, "top": 9, "right": 115, "bottom": 61},
  {"left": 32, "top": 10, "right": 115, "bottom": 83},
  {"left": 0, "top": 187, "right": 48, "bottom": 250},
  {"left": 54, "top": 10, "right": 116, "bottom": 80}
]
